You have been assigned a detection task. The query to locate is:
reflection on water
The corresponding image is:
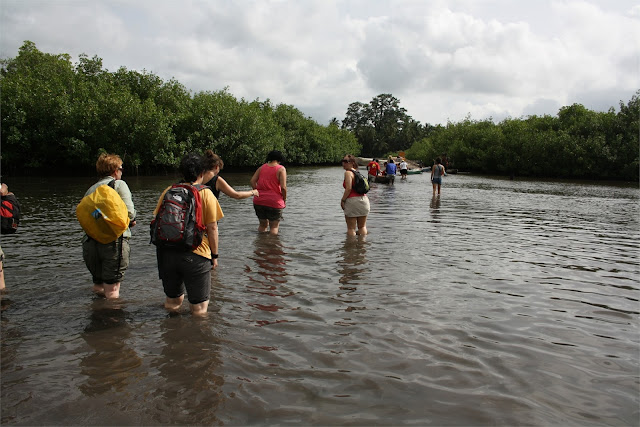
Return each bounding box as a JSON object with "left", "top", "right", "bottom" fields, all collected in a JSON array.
[
  {"left": 80, "top": 300, "right": 144, "bottom": 397},
  {"left": 1, "top": 171, "right": 638, "bottom": 425},
  {"left": 335, "top": 236, "right": 369, "bottom": 321},
  {"left": 429, "top": 195, "right": 441, "bottom": 222},
  {"left": 336, "top": 235, "right": 368, "bottom": 304},
  {"left": 245, "top": 234, "right": 291, "bottom": 326},
  {"left": 150, "top": 316, "right": 224, "bottom": 425}
]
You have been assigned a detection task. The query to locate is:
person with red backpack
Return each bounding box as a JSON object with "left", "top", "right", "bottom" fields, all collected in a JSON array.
[
  {"left": 152, "top": 152, "right": 224, "bottom": 316},
  {"left": 0, "top": 182, "right": 19, "bottom": 292}
]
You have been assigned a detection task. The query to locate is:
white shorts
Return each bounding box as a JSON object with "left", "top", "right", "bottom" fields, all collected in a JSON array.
[{"left": 344, "top": 195, "right": 370, "bottom": 218}]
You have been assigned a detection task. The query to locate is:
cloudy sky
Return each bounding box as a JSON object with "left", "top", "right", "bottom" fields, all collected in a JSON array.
[{"left": 1, "top": 0, "right": 638, "bottom": 126}]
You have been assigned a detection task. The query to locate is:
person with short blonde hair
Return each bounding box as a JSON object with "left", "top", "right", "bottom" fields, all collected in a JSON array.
[
  {"left": 96, "top": 153, "right": 123, "bottom": 177},
  {"left": 82, "top": 153, "right": 136, "bottom": 299}
]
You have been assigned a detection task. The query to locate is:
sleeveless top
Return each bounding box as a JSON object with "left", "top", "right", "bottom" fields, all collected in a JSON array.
[
  {"left": 204, "top": 175, "right": 220, "bottom": 199},
  {"left": 253, "top": 164, "right": 285, "bottom": 209},
  {"left": 432, "top": 164, "right": 444, "bottom": 178},
  {"left": 343, "top": 170, "right": 365, "bottom": 198}
]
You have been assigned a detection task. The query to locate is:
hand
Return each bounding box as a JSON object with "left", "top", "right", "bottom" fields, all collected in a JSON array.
[
  {"left": 212, "top": 259, "right": 218, "bottom": 270},
  {"left": 252, "top": 189, "right": 259, "bottom": 197},
  {"left": 129, "top": 220, "right": 137, "bottom": 228},
  {"left": 340, "top": 199, "right": 345, "bottom": 210}
]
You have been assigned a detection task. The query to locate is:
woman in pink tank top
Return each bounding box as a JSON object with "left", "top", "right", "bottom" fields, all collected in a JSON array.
[{"left": 250, "top": 150, "right": 287, "bottom": 235}]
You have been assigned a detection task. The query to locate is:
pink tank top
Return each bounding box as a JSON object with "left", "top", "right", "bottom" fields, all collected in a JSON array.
[{"left": 253, "top": 164, "right": 285, "bottom": 209}]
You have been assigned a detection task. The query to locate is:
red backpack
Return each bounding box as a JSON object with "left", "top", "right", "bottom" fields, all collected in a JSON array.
[
  {"left": 1, "top": 194, "right": 21, "bottom": 234},
  {"left": 150, "top": 184, "right": 207, "bottom": 251}
]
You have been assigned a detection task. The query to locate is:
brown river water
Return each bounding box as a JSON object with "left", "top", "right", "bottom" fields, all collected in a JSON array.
[{"left": 1, "top": 167, "right": 638, "bottom": 425}]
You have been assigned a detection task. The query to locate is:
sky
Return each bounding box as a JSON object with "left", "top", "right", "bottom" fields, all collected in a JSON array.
[{"left": 1, "top": 0, "right": 639, "bottom": 126}]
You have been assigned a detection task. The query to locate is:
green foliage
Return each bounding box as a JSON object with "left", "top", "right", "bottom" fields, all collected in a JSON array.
[
  {"left": 342, "top": 94, "right": 431, "bottom": 157},
  {"left": 1, "top": 41, "right": 360, "bottom": 175},
  {"left": 2, "top": 42, "right": 636, "bottom": 180},
  {"left": 404, "top": 92, "right": 639, "bottom": 181}
]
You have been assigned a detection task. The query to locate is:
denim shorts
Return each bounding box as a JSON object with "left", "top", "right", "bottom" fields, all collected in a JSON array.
[{"left": 432, "top": 177, "right": 442, "bottom": 185}]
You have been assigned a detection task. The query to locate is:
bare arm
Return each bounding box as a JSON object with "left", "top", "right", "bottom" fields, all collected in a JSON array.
[
  {"left": 340, "top": 170, "right": 353, "bottom": 210},
  {"left": 278, "top": 167, "right": 287, "bottom": 202},
  {"left": 217, "top": 176, "right": 257, "bottom": 199},
  {"left": 250, "top": 167, "right": 261, "bottom": 190},
  {"left": 206, "top": 221, "right": 218, "bottom": 269}
]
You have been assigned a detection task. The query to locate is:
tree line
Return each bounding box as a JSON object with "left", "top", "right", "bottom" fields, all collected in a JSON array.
[
  {"left": 2, "top": 41, "right": 637, "bottom": 181},
  {"left": 1, "top": 41, "right": 359, "bottom": 175},
  {"left": 343, "top": 92, "right": 639, "bottom": 181}
]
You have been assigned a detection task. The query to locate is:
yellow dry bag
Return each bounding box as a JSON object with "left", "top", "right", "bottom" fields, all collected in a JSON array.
[{"left": 76, "top": 182, "right": 129, "bottom": 244}]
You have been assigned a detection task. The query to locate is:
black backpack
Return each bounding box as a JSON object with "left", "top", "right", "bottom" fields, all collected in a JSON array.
[
  {"left": 1, "top": 194, "right": 21, "bottom": 234},
  {"left": 150, "top": 184, "right": 207, "bottom": 251},
  {"left": 351, "top": 169, "right": 370, "bottom": 194}
]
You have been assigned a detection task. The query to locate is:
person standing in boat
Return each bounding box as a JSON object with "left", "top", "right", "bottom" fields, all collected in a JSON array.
[
  {"left": 340, "top": 154, "right": 370, "bottom": 236},
  {"left": 250, "top": 150, "right": 287, "bottom": 235},
  {"left": 203, "top": 150, "right": 258, "bottom": 200},
  {"left": 431, "top": 157, "right": 446, "bottom": 197}
]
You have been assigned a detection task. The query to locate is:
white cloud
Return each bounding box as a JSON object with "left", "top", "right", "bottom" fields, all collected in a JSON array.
[{"left": 1, "top": 0, "right": 638, "bottom": 125}]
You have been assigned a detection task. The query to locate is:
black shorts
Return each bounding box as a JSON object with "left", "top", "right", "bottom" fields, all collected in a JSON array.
[
  {"left": 254, "top": 204, "right": 283, "bottom": 221},
  {"left": 157, "top": 249, "right": 212, "bottom": 304},
  {"left": 400, "top": 169, "right": 408, "bottom": 176}
]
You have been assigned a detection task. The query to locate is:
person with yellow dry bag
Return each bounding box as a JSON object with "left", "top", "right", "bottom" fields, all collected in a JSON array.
[{"left": 76, "top": 154, "right": 136, "bottom": 299}]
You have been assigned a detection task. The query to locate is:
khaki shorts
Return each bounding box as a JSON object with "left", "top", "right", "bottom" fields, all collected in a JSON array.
[
  {"left": 82, "top": 237, "right": 130, "bottom": 284},
  {"left": 344, "top": 195, "right": 370, "bottom": 218}
]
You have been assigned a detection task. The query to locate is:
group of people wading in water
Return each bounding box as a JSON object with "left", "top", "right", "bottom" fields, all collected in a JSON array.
[
  {"left": 366, "top": 156, "right": 446, "bottom": 196},
  {"left": 76, "top": 150, "right": 289, "bottom": 315},
  {"left": 75, "top": 150, "right": 373, "bottom": 316},
  {"left": 3, "top": 151, "right": 443, "bottom": 316}
]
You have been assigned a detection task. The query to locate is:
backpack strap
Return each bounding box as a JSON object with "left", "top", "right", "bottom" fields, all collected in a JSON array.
[{"left": 174, "top": 183, "right": 206, "bottom": 231}]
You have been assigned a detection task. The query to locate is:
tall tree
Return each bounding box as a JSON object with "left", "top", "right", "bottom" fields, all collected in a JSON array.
[{"left": 342, "top": 94, "right": 414, "bottom": 156}]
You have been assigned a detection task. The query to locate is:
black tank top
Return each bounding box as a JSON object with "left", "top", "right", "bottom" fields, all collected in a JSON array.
[{"left": 204, "top": 175, "right": 220, "bottom": 199}]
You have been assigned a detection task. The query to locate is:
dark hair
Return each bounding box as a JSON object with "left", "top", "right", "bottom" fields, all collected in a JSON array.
[
  {"left": 266, "top": 150, "right": 285, "bottom": 163},
  {"left": 204, "top": 149, "right": 224, "bottom": 171},
  {"left": 389, "top": 158, "right": 395, "bottom": 164},
  {"left": 180, "top": 152, "right": 205, "bottom": 182},
  {"left": 435, "top": 157, "right": 442, "bottom": 165},
  {"left": 373, "top": 158, "right": 378, "bottom": 162},
  {"left": 343, "top": 154, "right": 358, "bottom": 169}
]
